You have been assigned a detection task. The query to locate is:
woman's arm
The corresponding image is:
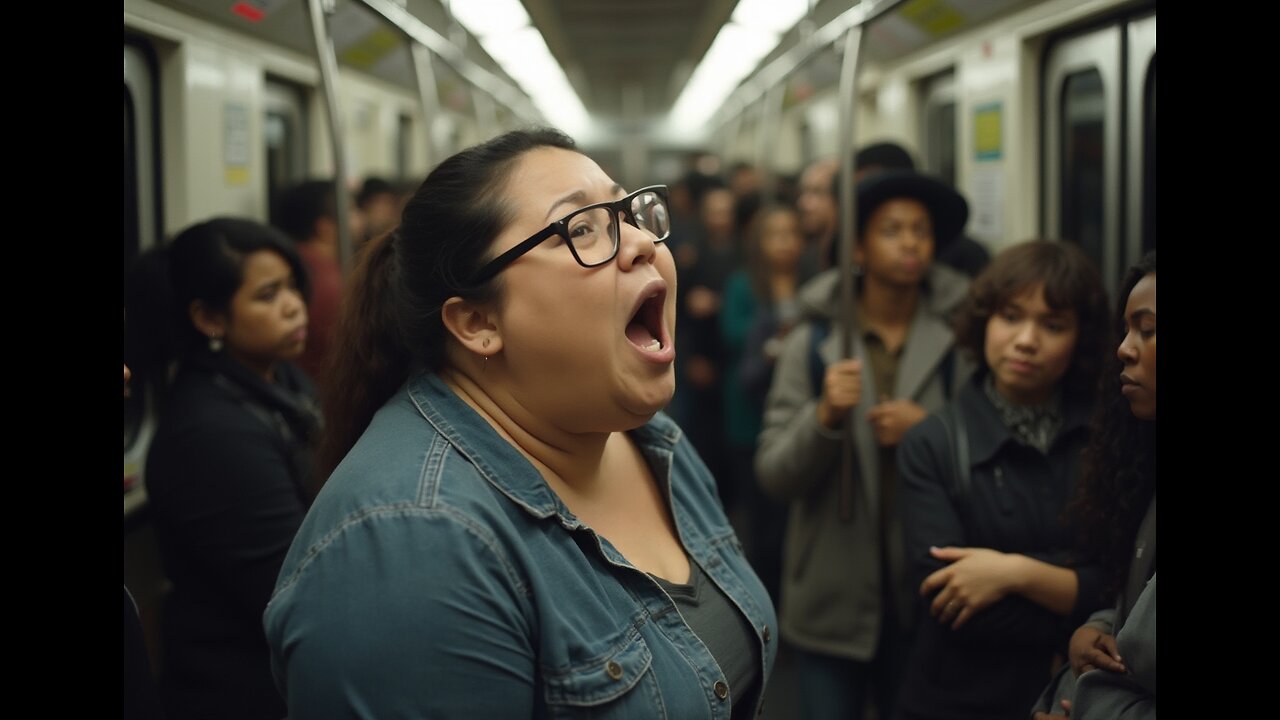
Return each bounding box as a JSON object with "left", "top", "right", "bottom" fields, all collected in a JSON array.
[
  {"left": 899, "top": 419, "right": 1078, "bottom": 644},
  {"left": 266, "top": 507, "right": 537, "bottom": 718}
]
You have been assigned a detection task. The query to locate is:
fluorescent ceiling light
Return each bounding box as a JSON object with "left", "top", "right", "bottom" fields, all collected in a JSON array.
[
  {"left": 667, "top": 22, "right": 780, "bottom": 135},
  {"left": 448, "top": 0, "right": 530, "bottom": 38},
  {"left": 731, "top": 0, "right": 809, "bottom": 34},
  {"left": 449, "top": 1, "right": 589, "bottom": 139}
]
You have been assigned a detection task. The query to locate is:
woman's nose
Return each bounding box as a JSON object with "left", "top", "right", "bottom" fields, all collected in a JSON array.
[
  {"left": 616, "top": 215, "right": 658, "bottom": 270},
  {"left": 1117, "top": 332, "right": 1138, "bottom": 363}
]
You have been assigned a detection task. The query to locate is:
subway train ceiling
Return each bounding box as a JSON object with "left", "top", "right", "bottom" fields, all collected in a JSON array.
[{"left": 156, "top": 0, "right": 1032, "bottom": 145}]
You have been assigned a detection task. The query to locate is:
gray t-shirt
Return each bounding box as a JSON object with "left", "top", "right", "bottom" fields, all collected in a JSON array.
[{"left": 652, "top": 560, "right": 761, "bottom": 718}]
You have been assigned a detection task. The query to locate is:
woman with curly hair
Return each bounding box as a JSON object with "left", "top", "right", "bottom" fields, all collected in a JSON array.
[
  {"left": 894, "top": 239, "right": 1113, "bottom": 720},
  {"left": 1033, "top": 250, "right": 1157, "bottom": 718},
  {"left": 896, "top": 240, "right": 1116, "bottom": 717}
]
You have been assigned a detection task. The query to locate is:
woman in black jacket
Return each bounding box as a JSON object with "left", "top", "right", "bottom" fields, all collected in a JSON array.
[
  {"left": 893, "top": 240, "right": 1112, "bottom": 720},
  {"left": 126, "top": 217, "right": 321, "bottom": 720}
]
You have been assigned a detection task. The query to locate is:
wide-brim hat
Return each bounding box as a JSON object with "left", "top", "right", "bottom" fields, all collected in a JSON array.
[{"left": 855, "top": 169, "right": 969, "bottom": 248}]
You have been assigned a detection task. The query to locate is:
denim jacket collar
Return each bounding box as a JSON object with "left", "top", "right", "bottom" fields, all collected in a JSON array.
[{"left": 405, "top": 370, "right": 684, "bottom": 528}]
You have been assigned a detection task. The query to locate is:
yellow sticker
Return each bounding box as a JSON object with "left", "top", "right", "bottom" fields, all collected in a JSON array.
[
  {"left": 900, "top": 0, "right": 966, "bottom": 36},
  {"left": 974, "top": 102, "right": 1002, "bottom": 161}
]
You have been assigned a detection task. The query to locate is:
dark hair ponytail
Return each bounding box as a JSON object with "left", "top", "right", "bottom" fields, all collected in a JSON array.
[{"left": 317, "top": 127, "right": 579, "bottom": 480}]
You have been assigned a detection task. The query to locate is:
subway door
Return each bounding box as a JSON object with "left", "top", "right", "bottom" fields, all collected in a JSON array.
[
  {"left": 263, "top": 79, "right": 310, "bottom": 225},
  {"left": 1043, "top": 24, "right": 1123, "bottom": 298},
  {"left": 920, "top": 69, "right": 957, "bottom": 189},
  {"left": 124, "top": 40, "right": 159, "bottom": 514},
  {"left": 1126, "top": 14, "right": 1156, "bottom": 269}
]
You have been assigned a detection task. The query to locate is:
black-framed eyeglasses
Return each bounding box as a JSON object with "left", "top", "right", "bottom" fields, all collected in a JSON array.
[{"left": 469, "top": 185, "right": 671, "bottom": 285}]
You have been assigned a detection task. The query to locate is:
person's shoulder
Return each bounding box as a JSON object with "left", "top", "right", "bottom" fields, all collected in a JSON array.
[
  {"left": 156, "top": 371, "right": 274, "bottom": 440},
  {"left": 926, "top": 262, "right": 970, "bottom": 312}
]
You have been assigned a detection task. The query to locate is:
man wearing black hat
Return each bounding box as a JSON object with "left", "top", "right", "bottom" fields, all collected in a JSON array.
[
  {"left": 756, "top": 168, "right": 973, "bottom": 720},
  {"left": 854, "top": 141, "right": 991, "bottom": 278}
]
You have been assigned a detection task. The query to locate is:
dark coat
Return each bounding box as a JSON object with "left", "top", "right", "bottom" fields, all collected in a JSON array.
[
  {"left": 894, "top": 372, "right": 1110, "bottom": 720},
  {"left": 145, "top": 350, "right": 319, "bottom": 720}
]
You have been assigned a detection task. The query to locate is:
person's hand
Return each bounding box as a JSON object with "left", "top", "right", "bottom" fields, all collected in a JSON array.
[
  {"left": 1068, "top": 625, "right": 1125, "bottom": 676},
  {"left": 816, "top": 359, "right": 862, "bottom": 428},
  {"left": 921, "top": 546, "right": 1016, "bottom": 629},
  {"left": 866, "top": 398, "right": 928, "bottom": 446},
  {"left": 1032, "top": 699, "right": 1072, "bottom": 719}
]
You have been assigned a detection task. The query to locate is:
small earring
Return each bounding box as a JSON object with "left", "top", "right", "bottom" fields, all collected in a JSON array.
[{"left": 209, "top": 335, "right": 224, "bottom": 352}]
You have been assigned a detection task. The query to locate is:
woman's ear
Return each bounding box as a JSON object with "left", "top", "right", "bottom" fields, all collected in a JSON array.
[
  {"left": 441, "top": 297, "right": 503, "bottom": 357},
  {"left": 189, "top": 300, "right": 227, "bottom": 342}
]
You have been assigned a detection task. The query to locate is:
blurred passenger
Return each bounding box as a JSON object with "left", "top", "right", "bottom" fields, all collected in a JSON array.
[
  {"left": 681, "top": 185, "right": 742, "bottom": 507},
  {"left": 264, "top": 128, "right": 776, "bottom": 718},
  {"left": 125, "top": 218, "right": 321, "bottom": 720},
  {"left": 721, "top": 204, "right": 807, "bottom": 604},
  {"left": 664, "top": 169, "right": 722, "bottom": 429},
  {"left": 894, "top": 240, "right": 1112, "bottom": 720},
  {"left": 755, "top": 169, "right": 972, "bottom": 720},
  {"left": 355, "top": 176, "right": 401, "bottom": 246},
  {"left": 796, "top": 156, "right": 840, "bottom": 281},
  {"left": 854, "top": 141, "right": 991, "bottom": 278},
  {"left": 1033, "top": 251, "right": 1157, "bottom": 719},
  {"left": 271, "top": 179, "right": 350, "bottom": 386},
  {"left": 728, "top": 160, "right": 762, "bottom": 201}
]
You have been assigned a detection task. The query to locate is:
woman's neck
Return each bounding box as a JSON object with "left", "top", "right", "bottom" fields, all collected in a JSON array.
[
  {"left": 439, "top": 365, "right": 613, "bottom": 494},
  {"left": 226, "top": 348, "right": 276, "bottom": 384}
]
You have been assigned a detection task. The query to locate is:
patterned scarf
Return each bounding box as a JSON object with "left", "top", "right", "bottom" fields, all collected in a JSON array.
[{"left": 983, "top": 374, "right": 1064, "bottom": 454}]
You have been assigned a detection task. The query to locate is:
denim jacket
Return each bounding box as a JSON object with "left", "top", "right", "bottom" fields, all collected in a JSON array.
[{"left": 265, "top": 371, "right": 777, "bottom": 719}]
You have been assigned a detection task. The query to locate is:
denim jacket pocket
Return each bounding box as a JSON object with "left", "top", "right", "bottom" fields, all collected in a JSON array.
[{"left": 542, "top": 624, "right": 665, "bottom": 718}]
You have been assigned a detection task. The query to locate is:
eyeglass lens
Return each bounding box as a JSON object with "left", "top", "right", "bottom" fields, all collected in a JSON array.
[{"left": 566, "top": 190, "right": 670, "bottom": 265}]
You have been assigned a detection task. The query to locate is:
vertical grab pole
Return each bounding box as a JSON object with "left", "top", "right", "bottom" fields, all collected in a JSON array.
[
  {"left": 757, "top": 83, "right": 785, "bottom": 206},
  {"left": 834, "top": 23, "right": 864, "bottom": 522},
  {"left": 409, "top": 42, "right": 443, "bottom": 172},
  {"left": 306, "top": 0, "right": 354, "bottom": 279},
  {"left": 723, "top": 108, "right": 744, "bottom": 170}
]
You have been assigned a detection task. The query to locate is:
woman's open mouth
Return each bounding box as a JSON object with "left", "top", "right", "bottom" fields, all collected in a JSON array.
[{"left": 625, "top": 282, "right": 671, "bottom": 357}]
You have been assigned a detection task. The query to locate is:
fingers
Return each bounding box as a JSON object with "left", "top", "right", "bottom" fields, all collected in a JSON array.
[
  {"left": 1082, "top": 647, "right": 1126, "bottom": 673},
  {"left": 920, "top": 568, "right": 949, "bottom": 597},
  {"left": 951, "top": 604, "right": 974, "bottom": 630},
  {"left": 1097, "top": 633, "right": 1123, "bottom": 663},
  {"left": 937, "top": 597, "right": 964, "bottom": 627},
  {"left": 823, "top": 360, "right": 863, "bottom": 411},
  {"left": 929, "top": 546, "right": 970, "bottom": 561}
]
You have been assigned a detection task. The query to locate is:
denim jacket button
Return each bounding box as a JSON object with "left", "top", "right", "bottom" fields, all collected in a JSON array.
[
  {"left": 714, "top": 681, "right": 729, "bottom": 700},
  {"left": 762, "top": 624, "right": 771, "bottom": 642},
  {"left": 605, "top": 660, "right": 623, "bottom": 680}
]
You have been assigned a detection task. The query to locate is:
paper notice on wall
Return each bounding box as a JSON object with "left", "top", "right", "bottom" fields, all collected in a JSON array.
[
  {"left": 970, "top": 163, "right": 1003, "bottom": 241},
  {"left": 224, "top": 103, "right": 250, "bottom": 186}
]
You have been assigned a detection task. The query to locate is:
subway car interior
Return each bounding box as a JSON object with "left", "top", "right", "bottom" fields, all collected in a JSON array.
[{"left": 124, "top": 0, "right": 1156, "bottom": 716}]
